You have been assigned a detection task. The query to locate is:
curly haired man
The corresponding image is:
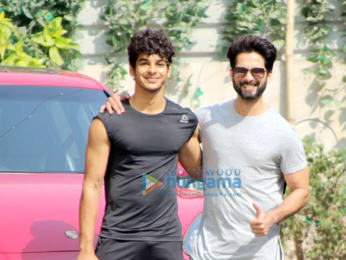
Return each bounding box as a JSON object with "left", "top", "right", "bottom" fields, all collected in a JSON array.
[{"left": 77, "top": 29, "right": 201, "bottom": 260}]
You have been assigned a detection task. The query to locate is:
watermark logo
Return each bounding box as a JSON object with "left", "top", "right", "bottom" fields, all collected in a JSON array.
[
  {"left": 142, "top": 173, "right": 163, "bottom": 195},
  {"left": 168, "top": 168, "right": 242, "bottom": 191},
  {"left": 166, "top": 168, "right": 242, "bottom": 197}
]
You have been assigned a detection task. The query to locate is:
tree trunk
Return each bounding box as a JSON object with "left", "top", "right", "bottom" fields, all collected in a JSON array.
[{"left": 285, "top": 0, "right": 296, "bottom": 125}]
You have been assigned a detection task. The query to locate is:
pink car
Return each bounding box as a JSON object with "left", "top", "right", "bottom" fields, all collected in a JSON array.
[{"left": 0, "top": 66, "right": 203, "bottom": 260}]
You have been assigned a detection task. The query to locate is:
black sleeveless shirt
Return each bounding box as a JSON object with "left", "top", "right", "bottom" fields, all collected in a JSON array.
[{"left": 95, "top": 98, "right": 198, "bottom": 241}]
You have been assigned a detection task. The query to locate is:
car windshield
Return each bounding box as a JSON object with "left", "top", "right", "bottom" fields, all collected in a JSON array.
[{"left": 0, "top": 86, "right": 107, "bottom": 173}]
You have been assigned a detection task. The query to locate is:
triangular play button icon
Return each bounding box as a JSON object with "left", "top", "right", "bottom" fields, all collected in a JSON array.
[{"left": 142, "top": 173, "right": 163, "bottom": 195}]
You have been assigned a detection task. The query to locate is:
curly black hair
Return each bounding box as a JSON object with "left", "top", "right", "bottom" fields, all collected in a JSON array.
[
  {"left": 127, "top": 28, "right": 176, "bottom": 69},
  {"left": 227, "top": 35, "right": 277, "bottom": 73}
]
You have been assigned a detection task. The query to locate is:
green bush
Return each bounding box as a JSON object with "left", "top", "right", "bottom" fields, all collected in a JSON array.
[
  {"left": 0, "top": 0, "right": 84, "bottom": 70},
  {"left": 281, "top": 137, "right": 346, "bottom": 259}
]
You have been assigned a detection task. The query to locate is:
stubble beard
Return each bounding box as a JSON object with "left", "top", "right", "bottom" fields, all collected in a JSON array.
[{"left": 232, "top": 78, "right": 267, "bottom": 101}]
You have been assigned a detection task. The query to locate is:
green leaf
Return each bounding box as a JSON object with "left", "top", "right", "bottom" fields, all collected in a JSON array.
[
  {"left": 15, "top": 41, "right": 24, "bottom": 54},
  {"left": 7, "top": 44, "right": 16, "bottom": 51},
  {"left": 141, "top": 1, "right": 151, "bottom": 9},
  {"left": 308, "top": 55, "right": 319, "bottom": 63},
  {"left": 28, "top": 58, "right": 45, "bottom": 68},
  {"left": 66, "top": 42, "right": 80, "bottom": 51},
  {"left": 1, "top": 24, "right": 13, "bottom": 37},
  {"left": 321, "top": 99, "right": 331, "bottom": 107},
  {"left": 194, "top": 87, "right": 204, "bottom": 98},
  {"left": 340, "top": 75, "right": 346, "bottom": 84},
  {"left": 319, "top": 56, "right": 332, "bottom": 68},
  {"left": 16, "top": 60, "right": 28, "bottom": 67},
  {"left": 55, "top": 37, "right": 71, "bottom": 49},
  {"left": 48, "top": 17, "right": 63, "bottom": 31},
  {"left": 302, "top": 68, "right": 310, "bottom": 74},
  {"left": 51, "top": 29, "right": 67, "bottom": 38},
  {"left": 46, "top": 13, "right": 54, "bottom": 23},
  {"left": 43, "top": 32, "right": 55, "bottom": 47},
  {"left": 49, "top": 46, "right": 64, "bottom": 66},
  {"left": 333, "top": 99, "right": 342, "bottom": 108},
  {"left": 1, "top": 21, "right": 19, "bottom": 38},
  {"left": 32, "top": 33, "right": 46, "bottom": 45},
  {"left": 64, "top": 14, "right": 73, "bottom": 21},
  {"left": 120, "top": 67, "right": 127, "bottom": 76},
  {"left": 240, "top": 4, "right": 246, "bottom": 13},
  {"left": 323, "top": 44, "right": 329, "bottom": 52},
  {"left": 22, "top": 6, "right": 33, "bottom": 19},
  {"left": 0, "top": 44, "right": 6, "bottom": 59},
  {"left": 272, "top": 39, "right": 285, "bottom": 50},
  {"left": 315, "top": 67, "right": 331, "bottom": 80},
  {"left": 118, "top": 18, "right": 128, "bottom": 25},
  {"left": 1, "top": 53, "right": 18, "bottom": 66}
]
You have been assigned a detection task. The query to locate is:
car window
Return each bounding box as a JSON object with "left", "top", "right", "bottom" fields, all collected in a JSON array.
[{"left": 0, "top": 86, "right": 106, "bottom": 173}]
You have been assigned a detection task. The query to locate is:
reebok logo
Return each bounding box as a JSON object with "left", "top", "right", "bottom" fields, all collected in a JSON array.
[
  {"left": 180, "top": 114, "right": 189, "bottom": 123},
  {"left": 142, "top": 173, "right": 163, "bottom": 195}
]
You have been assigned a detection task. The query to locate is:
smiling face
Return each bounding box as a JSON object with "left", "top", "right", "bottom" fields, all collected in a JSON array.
[
  {"left": 230, "top": 52, "right": 272, "bottom": 101},
  {"left": 130, "top": 53, "right": 171, "bottom": 94}
]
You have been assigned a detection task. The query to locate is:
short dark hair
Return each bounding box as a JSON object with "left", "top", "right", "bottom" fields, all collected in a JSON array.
[
  {"left": 127, "top": 29, "right": 176, "bottom": 69},
  {"left": 226, "top": 35, "right": 277, "bottom": 72}
]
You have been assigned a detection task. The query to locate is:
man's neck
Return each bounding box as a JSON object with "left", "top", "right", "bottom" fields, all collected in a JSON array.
[
  {"left": 130, "top": 87, "right": 166, "bottom": 114},
  {"left": 234, "top": 96, "right": 269, "bottom": 117}
]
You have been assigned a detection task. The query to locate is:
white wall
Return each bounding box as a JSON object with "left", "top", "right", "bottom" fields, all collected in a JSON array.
[{"left": 76, "top": 0, "right": 346, "bottom": 151}]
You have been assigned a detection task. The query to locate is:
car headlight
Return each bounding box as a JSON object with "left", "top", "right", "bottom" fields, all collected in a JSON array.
[{"left": 183, "top": 213, "right": 202, "bottom": 256}]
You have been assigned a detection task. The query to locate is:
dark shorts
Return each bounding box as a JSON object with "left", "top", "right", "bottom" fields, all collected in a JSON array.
[{"left": 95, "top": 237, "right": 184, "bottom": 260}]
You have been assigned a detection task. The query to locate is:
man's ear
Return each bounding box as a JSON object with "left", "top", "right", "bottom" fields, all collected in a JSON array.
[
  {"left": 129, "top": 65, "right": 135, "bottom": 77},
  {"left": 229, "top": 68, "right": 233, "bottom": 78},
  {"left": 167, "top": 64, "right": 172, "bottom": 78},
  {"left": 267, "top": 70, "right": 273, "bottom": 83}
]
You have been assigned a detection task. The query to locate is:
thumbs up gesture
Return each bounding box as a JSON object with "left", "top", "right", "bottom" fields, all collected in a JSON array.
[{"left": 249, "top": 203, "right": 275, "bottom": 237}]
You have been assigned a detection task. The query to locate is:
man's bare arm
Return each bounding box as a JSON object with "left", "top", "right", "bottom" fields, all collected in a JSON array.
[
  {"left": 77, "top": 119, "right": 110, "bottom": 259},
  {"left": 250, "top": 166, "right": 310, "bottom": 237},
  {"left": 178, "top": 126, "right": 203, "bottom": 181}
]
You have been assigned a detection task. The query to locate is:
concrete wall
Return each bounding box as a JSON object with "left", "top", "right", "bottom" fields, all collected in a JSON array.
[{"left": 75, "top": 0, "right": 346, "bottom": 150}]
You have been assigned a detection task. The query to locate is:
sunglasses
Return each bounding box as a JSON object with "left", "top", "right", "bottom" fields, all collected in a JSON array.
[{"left": 233, "top": 67, "right": 267, "bottom": 79}]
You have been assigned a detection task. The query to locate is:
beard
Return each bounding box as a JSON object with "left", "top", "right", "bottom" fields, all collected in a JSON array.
[{"left": 232, "top": 78, "right": 267, "bottom": 101}]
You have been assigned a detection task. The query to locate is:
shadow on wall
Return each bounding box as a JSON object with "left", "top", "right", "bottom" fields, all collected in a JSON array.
[
  {"left": 294, "top": 118, "right": 339, "bottom": 150},
  {"left": 300, "top": 65, "right": 346, "bottom": 150},
  {"left": 340, "top": 106, "right": 346, "bottom": 132},
  {"left": 304, "top": 78, "right": 324, "bottom": 115}
]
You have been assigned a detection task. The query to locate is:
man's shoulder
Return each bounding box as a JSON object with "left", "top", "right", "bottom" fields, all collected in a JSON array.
[
  {"left": 95, "top": 111, "right": 120, "bottom": 121},
  {"left": 94, "top": 110, "right": 128, "bottom": 131},
  {"left": 266, "top": 108, "right": 295, "bottom": 131},
  {"left": 164, "top": 99, "right": 198, "bottom": 129},
  {"left": 96, "top": 99, "right": 132, "bottom": 121},
  {"left": 195, "top": 100, "right": 234, "bottom": 123},
  {"left": 165, "top": 98, "right": 196, "bottom": 116},
  {"left": 265, "top": 109, "right": 303, "bottom": 144}
]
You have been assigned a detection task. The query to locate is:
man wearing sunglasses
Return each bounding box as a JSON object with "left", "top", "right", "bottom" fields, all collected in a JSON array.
[
  {"left": 189, "top": 35, "right": 309, "bottom": 260},
  {"left": 101, "top": 35, "right": 310, "bottom": 260}
]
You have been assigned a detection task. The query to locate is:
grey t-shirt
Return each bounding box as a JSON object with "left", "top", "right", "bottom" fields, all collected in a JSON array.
[{"left": 191, "top": 99, "right": 307, "bottom": 260}]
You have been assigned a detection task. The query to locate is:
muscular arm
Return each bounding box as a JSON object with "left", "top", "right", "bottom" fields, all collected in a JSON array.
[
  {"left": 78, "top": 119, "right": 110, "bottom": 259},
  {"left": 250, "top": 166, "right": 310, "bottom": 237},
  {"left": 178, "top": 126, "right": 203, "bottom": 181},
  {"left": 271, "top": 166, "right": 309, "bottom": 222}
]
